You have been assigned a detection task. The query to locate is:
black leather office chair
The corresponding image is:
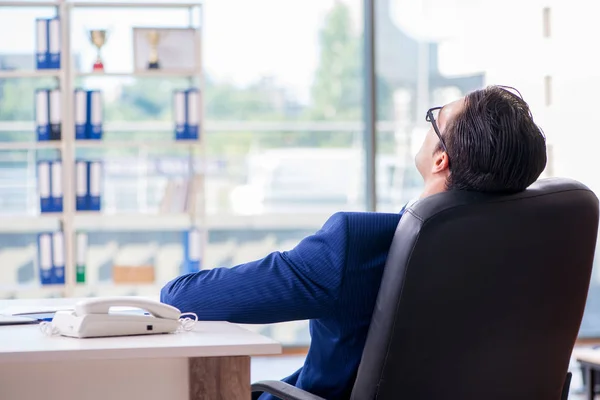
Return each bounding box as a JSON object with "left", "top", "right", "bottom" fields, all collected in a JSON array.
[{"left": 252, "top": 178, "right": 599, "bottom": 400}]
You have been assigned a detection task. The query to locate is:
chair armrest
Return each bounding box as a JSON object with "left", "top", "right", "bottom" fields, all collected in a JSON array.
[
  {"left": 251, "top": 380, "right": 326, "bottom": 400},
  {"left": 561, "top": 372, "right": 572, "bottom": 400}
]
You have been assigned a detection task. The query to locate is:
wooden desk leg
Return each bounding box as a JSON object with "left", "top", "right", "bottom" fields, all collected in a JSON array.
[
  {"left": 189, "top": 356, "right": 250, "bottom": 400},
  {"left": 587, "top": 366, "right": 596, "bottom": 400}
]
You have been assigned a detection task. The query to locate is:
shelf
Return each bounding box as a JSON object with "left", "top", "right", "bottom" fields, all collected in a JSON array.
[
  {"left": 0, "top": 283, "right": 65, "bottom": 294},
  {"left": 67, "top": 0, "right": 200, "bottom": 8},
  {"left": 76, "top": 70, "right": 198, "bottom": 78},
  {"left": 0, "top": 121, "right": 176, "bottom": 133},
  {"left": 0, "top": 214, "right": 63, "bottom": 233},
  {"left": 0, "top": 213, "right": 328, "bottom": 233},
  {"left": 206, "top": 213, "right": 328, "bottom": 230},
  {"left": 0, "top": 1, "right": 60, "bottom": 7},
  {"left": 0, "top": 141, "right": 63, "bottom": 150},
  {"left": 73, "top": 283, "right": 163, "bottom": 292},
  {"left": 0, "top": 70, "right": 61, "bottom": 79},
  {"left": 74, "top": 212, "right": 192, "bottom": 231},
  {"left": 72, "top": 212, "right": 327, "bottom": 231},
  {"left": 74, "top": 139, "right": 199, "bottom": 149},
  {"left": 0, "top": 121, "right": 386, "bottom": 133}
]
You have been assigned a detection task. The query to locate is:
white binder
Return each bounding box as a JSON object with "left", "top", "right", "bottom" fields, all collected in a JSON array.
[
  {"left": 49, "top": 88, "right": 61, "bottom": 140},
  {"left": 174, "top": 90, "right": 186, "bottom": 140},
  {"left": 76, "top": 232, "right": 88, "bottom": 283},
  {"left": 88, "top": 91, "right": 103, "bottom": 140},
  {"left": 88, "top": 161, "right": 102, "bottom": 211},
  {"left": 38, "top": 161, "right": 51, "bottom": 213},
  {"left": 74, "top": 89, "right": 87, "bottom": 139},
  {"left": 188, "top": 228, "right": 201, "bottom": 263},
  {"left": 35, "top": 90, "right": 50, "bottom": 141},
  {"left": 76, "top": 160, "right": 88, "bottom": 211},
  {"left": 38, "top": 233, "right": 52, "bottom": 285},
  {"left": 186, "top": 89, "right": 200, "bottom": 140},
  {"left": 35, "top": 19, "right": 49, "bottom": 69},
  {"left": 52, "top": 231, "right": 65, "bottom": 284},
  {"left": 48, "top": 18, "right": 60, "bottom": 69},
  {"left": 183, "top": 228, "right": 201, "bottom": 273},
  {"left": 50, "top": 161, "right": 63, "bottom": 212}
]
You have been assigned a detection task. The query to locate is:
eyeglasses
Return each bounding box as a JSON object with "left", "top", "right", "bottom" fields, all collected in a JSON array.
[{"left": 426, "top": 106, "right": 450, "bottom": 157}]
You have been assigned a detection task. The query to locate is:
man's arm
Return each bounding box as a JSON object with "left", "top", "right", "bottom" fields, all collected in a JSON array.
[{"left": 160, "top": 213, "right": 348, "bottom": 324}]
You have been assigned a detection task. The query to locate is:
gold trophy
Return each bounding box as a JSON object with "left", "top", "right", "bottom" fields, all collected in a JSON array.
[
  {"left": 89, "top": 30, "right": 108, "bottom": 71},
  {"left": 146, "top": 30, "right": 162, "bottom": 69}
]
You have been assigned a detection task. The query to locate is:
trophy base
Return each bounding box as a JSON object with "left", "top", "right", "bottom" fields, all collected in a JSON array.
[
  {"left": 147, "top": 61, "right": 160, "bottom": 70},
  {"left": 93, "top": 61, "right": 104, "bottom": 72}
]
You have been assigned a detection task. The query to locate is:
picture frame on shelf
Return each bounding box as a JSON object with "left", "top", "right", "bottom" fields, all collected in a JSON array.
[{"left": 132, "top": 27, "right": 199, "bottom": 72}]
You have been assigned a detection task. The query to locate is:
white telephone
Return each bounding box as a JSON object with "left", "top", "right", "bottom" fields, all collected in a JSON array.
[{"left": 48, "top": 297, "right": 194, "bottom": 338}]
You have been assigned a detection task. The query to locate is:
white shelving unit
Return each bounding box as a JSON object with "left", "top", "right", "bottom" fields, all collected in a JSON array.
[
  {"left": 68, "top": 0, "right": 200, "bottom": 8},
  {"left": 0, "top": 1, "right": 61, "bottom": 6},
  {"left": 0, "top": 0, "right": 204, "bottom": 298},
  {"left": 75, "top": 70, "right": 198, "bottom": 78},
  {"left": 0, "top": 70, "right": 62, "bottom": 79},
  {"left": 0, "top": 142, "right": 63, "bottom": 150},
  {"left": 0, "top": 215, "right": 62, "bottom": 233},
  {"left": 74, "top": 212, "right": 192, "bottom": 231},
  {"left": 73, "top": 139, "right": 200, "bottom": 149}
]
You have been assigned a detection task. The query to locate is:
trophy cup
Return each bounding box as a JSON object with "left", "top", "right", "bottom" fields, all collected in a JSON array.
[
  {"left": 89, "top": 30, "right": 108, "bottom": 72},
  {"left": 146, "top": 30, "right": 162, "bottom": 69}
]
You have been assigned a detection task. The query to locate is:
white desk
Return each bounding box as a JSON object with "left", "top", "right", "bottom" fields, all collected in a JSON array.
[{"left": 0, "top": 298, "right": 282, "bottom": 400}]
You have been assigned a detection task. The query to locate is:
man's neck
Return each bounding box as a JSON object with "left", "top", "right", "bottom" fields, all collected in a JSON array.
[{"left": 419, "top": 179, "right": 447, "bottom": 200}]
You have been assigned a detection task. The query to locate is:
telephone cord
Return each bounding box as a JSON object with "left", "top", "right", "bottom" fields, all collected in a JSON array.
[{"left": 177, "top": 312, "right": 198, "bottom": 332}]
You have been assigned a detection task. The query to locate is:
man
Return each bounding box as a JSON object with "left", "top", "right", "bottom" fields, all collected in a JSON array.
[{"left": 160, "top": 85, "right": 547, "bottom": 399}]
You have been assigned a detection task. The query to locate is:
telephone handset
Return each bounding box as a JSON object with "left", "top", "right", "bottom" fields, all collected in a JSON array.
[
  {"left": 74, "top": 297, "right": 181, "bottom": 320},
  {"left": 49, "top": 297, "right": 195, "bottom": 338}
]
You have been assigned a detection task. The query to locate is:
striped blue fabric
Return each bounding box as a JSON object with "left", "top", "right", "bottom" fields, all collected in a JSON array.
[{"left": 161, "top": 210, "right": 405, "bottom": 399}]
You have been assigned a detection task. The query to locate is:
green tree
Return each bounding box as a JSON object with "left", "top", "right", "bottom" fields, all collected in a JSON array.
[
  {"left": 204, "top": 76, "right": 291, "bottom": 121},
  {"left": 307, "top": 2, "right": 394, "bottom": 122},
  {"left": 308, "top": 2, "right": 362, "bottom": 121},
  {"left": 304, "top": 1, "right": 395, "bottom": 151},
  {"left": 102, "top": 78, "right": 187, "bottom": 121}
]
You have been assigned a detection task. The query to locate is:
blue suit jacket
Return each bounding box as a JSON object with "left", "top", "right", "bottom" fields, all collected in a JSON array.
[{"left": 161, "top": 210, "right": 404, "bottom": 399}]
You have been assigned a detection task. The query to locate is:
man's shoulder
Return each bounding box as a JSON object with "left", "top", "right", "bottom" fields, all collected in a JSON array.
[
  {"left": 328, "top": 210, "right": 404, "bottom": 221},
  {"left": 324, "top": 211, "right": 403, "bottom": 233}
]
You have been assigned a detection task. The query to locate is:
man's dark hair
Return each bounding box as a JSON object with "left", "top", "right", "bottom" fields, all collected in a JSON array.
[{"left": 441, "top": 85, "right": 547, "bottom": 193}]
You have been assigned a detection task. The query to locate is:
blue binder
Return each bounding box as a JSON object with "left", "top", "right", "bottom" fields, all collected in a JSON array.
[
  {"left": 87, "top": 90, "right": 103, "bottom": 140},
  {"left": 48, "top": 18, "right": 60, "bottom": 69},
  {"left": 35, "top": 89, "right": 50, "bottom": 141},
  {"left": 50, "top": 161, "right": 63, "bottom": 212},
  {"left": 38, "top": 161, "right": 52, "bottom": 213},
  {"left": 75, "top": 160, "right": 88, "bottom": 211},
  {"left": 174, "top": 90, "right": 186, "bottom": 140},
  {"left": 74, "top": 89, "right": 87, "bottom": 140},
  {"left": 87, "top": 161, "right": 102, "bottom": 211},
  {"left": 186, "top": 88, "right": 200, "bottom": 140},
  {"left": 35, "top": 19, "right": 49, "bottom": 69},
  {"left": 37, "top": 233, "right": 53, "bottom": 285},
  {"left": 182, "top": 228, "right": 202, "bottom": 273},
  {"left": 51, "top": 231, "right": 65, "bottom": 284}
]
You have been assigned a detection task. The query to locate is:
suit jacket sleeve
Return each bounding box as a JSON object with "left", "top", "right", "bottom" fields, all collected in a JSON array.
[{"left": 160, "top": 212, "right": 349, "bottom": 324}]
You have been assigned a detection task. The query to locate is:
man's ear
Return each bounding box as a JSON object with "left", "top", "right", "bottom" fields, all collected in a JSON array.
[{"left": 431, "top": 152, "right": 450, "bottom": 175}]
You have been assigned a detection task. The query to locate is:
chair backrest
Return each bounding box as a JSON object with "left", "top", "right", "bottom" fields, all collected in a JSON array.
[{"left": 351, "top": 178, "right": 599, "bottom": 400}]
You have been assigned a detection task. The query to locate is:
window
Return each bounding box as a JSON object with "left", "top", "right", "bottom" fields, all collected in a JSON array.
[
  {"left": 376, "top": 0, "right": 600, "bottom": 338},
  {"left": 545, "top": 75, "right": 553, "bottom": 106},
  {"left": 543, "top": 7, "right": 552, "bottom": 38}
]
